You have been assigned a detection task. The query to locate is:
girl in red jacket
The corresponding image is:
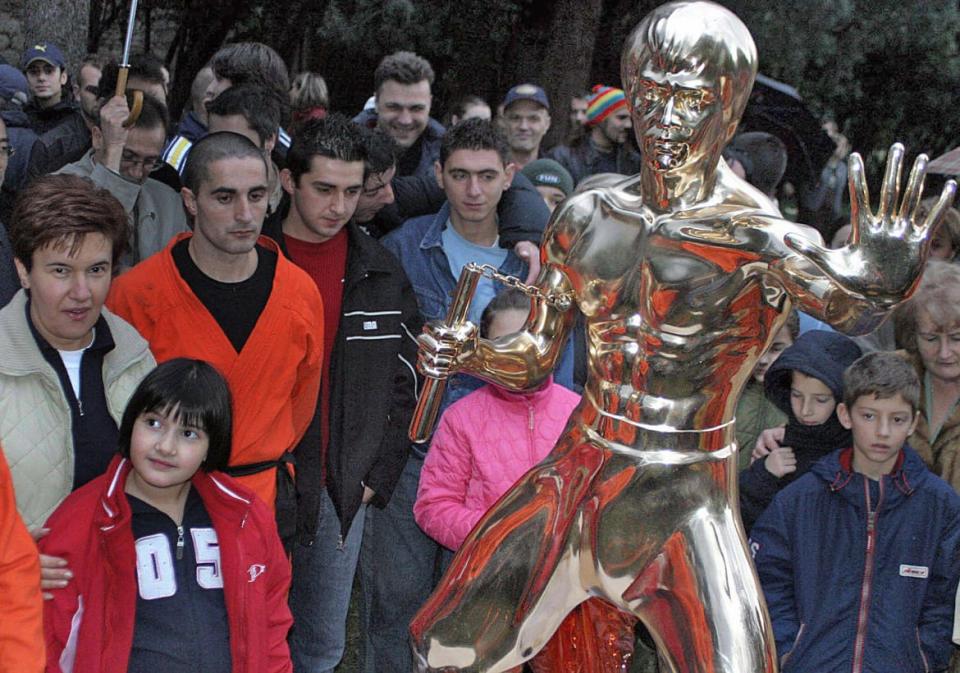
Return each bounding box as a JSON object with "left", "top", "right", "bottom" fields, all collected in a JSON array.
[
  {"left": 41, "top": 359, "right": 293, "bottom": 673},
  {"left": 415, "top": 289, "right": 636, "bottom": 672}
]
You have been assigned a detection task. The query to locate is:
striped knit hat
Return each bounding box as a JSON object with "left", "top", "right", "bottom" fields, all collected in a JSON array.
[{"left": 586, "top": 84, "right": 627, "bottom": 126}]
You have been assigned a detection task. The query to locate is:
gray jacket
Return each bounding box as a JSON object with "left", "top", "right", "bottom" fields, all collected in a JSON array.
[{"left": 57, "top": 150, "right": 188, "bottom": 266}]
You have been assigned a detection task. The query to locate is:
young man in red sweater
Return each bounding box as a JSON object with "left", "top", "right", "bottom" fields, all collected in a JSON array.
[{"left": 261, "top": 115, "right": 421, "bottom": 672}]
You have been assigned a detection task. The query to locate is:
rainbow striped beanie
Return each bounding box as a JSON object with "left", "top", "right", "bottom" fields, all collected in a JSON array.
[{"left": 586, "top": 84, "right": 627, "bottom": 126}]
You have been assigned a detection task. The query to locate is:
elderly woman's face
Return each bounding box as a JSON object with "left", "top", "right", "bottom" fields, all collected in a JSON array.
[
  {"left": 916, "top": 310, "right": 960, "bottom": 382},
  {"left": 928, "top": 225, "right": 956, "bottom": 261}
]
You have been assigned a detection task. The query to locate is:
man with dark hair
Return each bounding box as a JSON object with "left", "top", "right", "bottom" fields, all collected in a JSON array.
[
  {"left": 371, "top": 118, "right": 572, "bottom": 673},
  {"left": 353, "top": 51, "right": 441, "bottom": 180},
  {"left": 353, "top": 126, "right": 398, "bottom": 229},
  {"left": 108, "top": 132, "right": 323, "bottom": 548},
  {"left": 549, "top": 84, "right": 641, "bottom": 185},
  {"left": 352, "top": 55, "right": 551, "bottom": 275},
  {"left": 727, "top": 131, "right": 789, "bottom": 201},
  {"left": 73, "top": 54, "right": 104, "bottom": 125},
  {"left": 206, "top": 85, "right": 285, "bottom": 214},
  {"left": 98, "top": 55, "right": 168, "bottom": 106},
  {"left": 57, "top": 92, "right": 187, "bottom": 266},
  {"left": 260, "top": 113, "right": 421, "bottom": 672},
  {"left": 163, "top": 43, "right": 292, "bottom": 177}
]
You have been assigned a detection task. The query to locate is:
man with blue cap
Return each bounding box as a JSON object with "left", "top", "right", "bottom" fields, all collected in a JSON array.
[{"left": 20, "top": 42, "right": 77, "bottom": 136}]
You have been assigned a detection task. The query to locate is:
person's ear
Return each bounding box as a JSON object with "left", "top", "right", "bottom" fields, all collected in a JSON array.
[
  {"left": 59, "top": 69, "right": 67, "bottom": 87},
  {"left": 280, "top": 168, "right": 296, "bottom": 196},
  {"left": 13, "top": 257, "right": 30, "bottom": 289},
  {"left": 434, "top": 160, "right": 443, "bottom": 190},
  {"left": 90, "top": 124, "right": 104, "bottom": 152},
  {"left": 181, "top": 186, "right": 198, "bottom": 218},
  {"left": 503, "top": 162, "right": 516, "bottom": 189},
  {"left": 836, "top": 402, "right": 852, "bottom": 430},
  {"left": 264, "top": 132, "right": 277, "bottom": 155},
  {"left": 908, "top": 410, "right": 920, "bottom": 436}
]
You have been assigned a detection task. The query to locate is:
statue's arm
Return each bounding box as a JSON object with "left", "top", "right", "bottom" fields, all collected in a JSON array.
[
  {"left": 416, "top": 202, "right": 582, "bottom": 391},
  {"left": 762, "top": 144, "right": 955, "bottom": 335},
  {"left": 457, "top": 261, "right": 577, "bottom": 390}
]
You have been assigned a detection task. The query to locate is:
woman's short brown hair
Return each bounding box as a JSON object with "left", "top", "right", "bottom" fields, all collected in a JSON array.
[
  {"left": 893, "top": 260, "right": 960, "bottom": 352},
  {"left": 10, "top": 174, "right": 129, "bottom": 271}
]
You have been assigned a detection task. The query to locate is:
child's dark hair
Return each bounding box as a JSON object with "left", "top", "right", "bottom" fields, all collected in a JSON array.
[
  {"left": 118, "top": 359, "right": 233, "bottom": 471},
  {"left": 842, "top": 352, "right": 920, "bottom": 414},
  {"left": 480, "top": 288, "right": 530, "bottom": 338}
]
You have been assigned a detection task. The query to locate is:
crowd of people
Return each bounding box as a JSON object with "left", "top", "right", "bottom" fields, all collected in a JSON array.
[{"left": 0, "top": 24, "right": 958, "bottom": 673}]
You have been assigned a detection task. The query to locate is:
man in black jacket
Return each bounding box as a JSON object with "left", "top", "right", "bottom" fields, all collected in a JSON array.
[{"left": 261, "top": 114, "right": 421, "bottom": 673}]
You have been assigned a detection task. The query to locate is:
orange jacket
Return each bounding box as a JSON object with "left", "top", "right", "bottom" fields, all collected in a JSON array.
[
  {"left": 0, "top": 444, "right": 43, "bottom": 673},
  {"left": 107, "top": 234, "right": 323, "bottom": 509}
]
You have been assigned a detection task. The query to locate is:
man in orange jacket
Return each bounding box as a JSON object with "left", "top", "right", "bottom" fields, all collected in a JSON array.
[
  {"left": 108, "top": 132, "right": 323, "bottom": 547},
  {"left": 0, "top": 444, "right": 43, "bottom": 673}
]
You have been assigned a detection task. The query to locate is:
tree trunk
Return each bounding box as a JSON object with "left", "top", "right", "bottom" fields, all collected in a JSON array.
[
  {"left": 166, "top": 0, "right": 251, "bottom": 122},
  {"left": 505, "top": 0, "right": 604, "bottom": 150},
  {"left": 22, "top": 0, "right": 91, "bottom": 75}
]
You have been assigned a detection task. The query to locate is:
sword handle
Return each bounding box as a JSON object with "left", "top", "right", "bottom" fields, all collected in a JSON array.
[{"left": 409, "top": 263, "right": 484, "bottom": 444}]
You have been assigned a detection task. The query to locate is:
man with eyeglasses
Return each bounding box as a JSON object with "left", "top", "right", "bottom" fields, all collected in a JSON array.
[{"left": 56, "top": 93, "right": 187, "bottom": 268}]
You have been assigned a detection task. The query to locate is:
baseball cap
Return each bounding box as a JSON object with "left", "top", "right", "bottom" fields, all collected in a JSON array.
[
  {"left": 20, "top": 42, "right": 66, "bottom": 70},
  {"left": 502, "top": 83, "right": 549, "bottom": 111},
  {"left": 521, "top": 159, "right": 574, "bottom": 196}
]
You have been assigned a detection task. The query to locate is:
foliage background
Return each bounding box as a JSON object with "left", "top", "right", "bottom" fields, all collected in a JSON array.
[{"left": 26, "top": 0, "right": 960, "bottom": 192}]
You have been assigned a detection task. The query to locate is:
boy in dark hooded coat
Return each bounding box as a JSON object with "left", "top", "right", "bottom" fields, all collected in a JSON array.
[{"left": 739, "top": 330, "right": 861, "bottom": 532}]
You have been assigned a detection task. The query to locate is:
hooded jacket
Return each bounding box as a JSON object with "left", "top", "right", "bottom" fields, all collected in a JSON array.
[
  {"left": 740, "top": 330, "right": 861, "bottom": 532},
  {"left": 40, "top": 456, "right": 293, "bottom": 673},
  {"left": 414, "top": 379, "right": 580, "bottom": 550},
  {"left": 751, "top": 446, "right": 960, "bottom": 673}
]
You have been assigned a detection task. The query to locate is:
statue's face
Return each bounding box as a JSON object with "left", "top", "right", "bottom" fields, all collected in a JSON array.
[{"left": 631, "top": 60, "right": 726, "bottom": 173}]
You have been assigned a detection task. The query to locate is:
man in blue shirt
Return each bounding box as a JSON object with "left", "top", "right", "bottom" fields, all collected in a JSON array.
[{"left": 374, "top": 118, "right": 570, "bottom": 673}]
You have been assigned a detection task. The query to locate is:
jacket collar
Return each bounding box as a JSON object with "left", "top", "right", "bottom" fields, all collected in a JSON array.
[
  {"left": 816, "top": 446, "right": 919, "bottom": 506},
  {"left": 0, "top": 289, "right": 151, "bottom": 381},
  {"left": 263, "top": 202, "right": 395, "bottom": 282},
  {"left": 96, "top": 456, "right": 254, "bottom": 531}
]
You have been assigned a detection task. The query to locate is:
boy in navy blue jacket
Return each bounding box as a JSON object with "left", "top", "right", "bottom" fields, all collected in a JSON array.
[{"left": 751, "top": 351, "right": 960, "bottom": 673}]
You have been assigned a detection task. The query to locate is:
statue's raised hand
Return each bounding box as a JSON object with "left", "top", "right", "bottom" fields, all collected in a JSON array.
[{"left": 785, "top": 143, "right": 956, "bottom": 304}]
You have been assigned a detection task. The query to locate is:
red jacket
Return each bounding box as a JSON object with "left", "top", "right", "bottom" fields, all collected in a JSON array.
[{"left": 40, "top": 456, "right": 293, "bottom": 673}]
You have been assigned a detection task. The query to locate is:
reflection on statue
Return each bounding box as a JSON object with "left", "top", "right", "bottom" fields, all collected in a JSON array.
[{"left": 409, "top": 2, "right": 956, "bottom": 672}]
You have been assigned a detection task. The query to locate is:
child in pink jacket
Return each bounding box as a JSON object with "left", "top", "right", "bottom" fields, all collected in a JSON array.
[
  {"left": 415, "top": 290, "right": 636, "bottom": 672},
  {"left": 414, "top": 289, "right": 580, "bottom": 550}
]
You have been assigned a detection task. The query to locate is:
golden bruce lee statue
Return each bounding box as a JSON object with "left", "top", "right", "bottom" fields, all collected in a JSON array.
[{"left": 409, "top": 2, "right": 957, "bottom": 672}]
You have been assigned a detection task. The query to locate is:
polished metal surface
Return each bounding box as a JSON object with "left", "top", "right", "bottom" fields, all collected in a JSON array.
[{"left": 409, "top": 2, "right": 956, "bottom": 672}]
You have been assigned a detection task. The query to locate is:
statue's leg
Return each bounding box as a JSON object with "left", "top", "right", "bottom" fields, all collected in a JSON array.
[
  {"left": 621, "top": 482, "right": 777, "bottom": 673},
  {"left": 528, "top": 598, "right": 638, "bottom": 673},
  {"left": 410, "top": 427, "right": 608, "bottom": 673}
]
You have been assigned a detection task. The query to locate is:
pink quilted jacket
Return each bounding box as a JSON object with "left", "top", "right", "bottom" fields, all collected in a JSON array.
[{"left": 414, "top": 379, "right": 580, "bottom": 550}]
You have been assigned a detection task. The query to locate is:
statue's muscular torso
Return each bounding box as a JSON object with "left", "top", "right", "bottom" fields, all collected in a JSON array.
[{"left": 545, "top": 176, "right": 819, "bottom": 433}]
